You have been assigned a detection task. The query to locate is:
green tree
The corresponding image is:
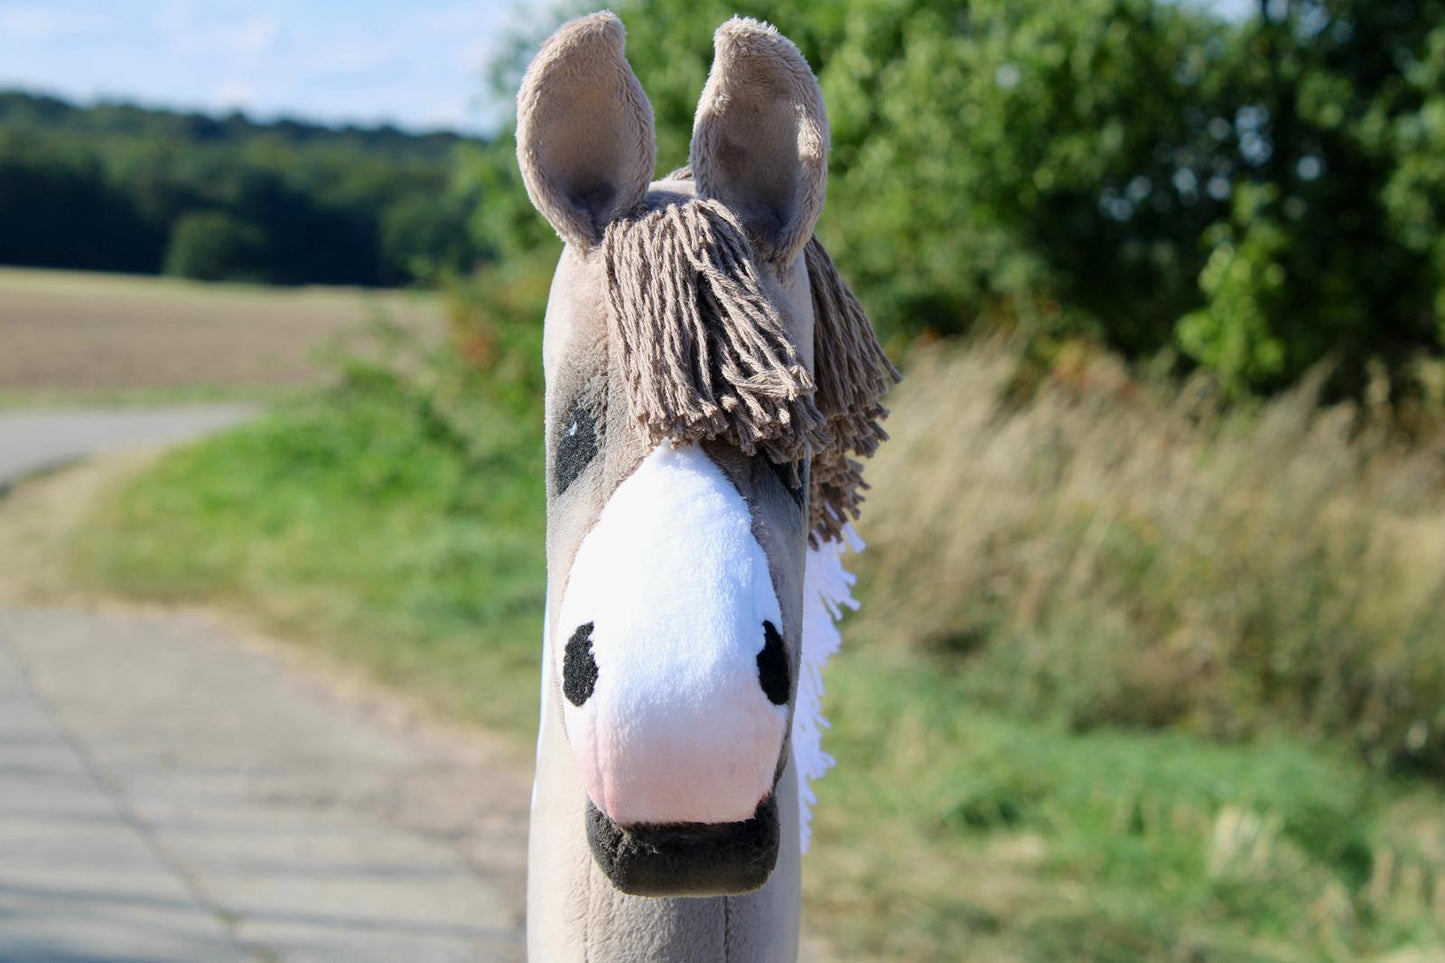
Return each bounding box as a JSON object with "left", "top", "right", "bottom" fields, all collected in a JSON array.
[
  {"left": 163, "top": 210, "right": 265, "bottom": 282},
  {"left": 0, "top": 90, "right": 481, "bottom": 287},
  {"left": 1179, "top": 0, "right": 1445, "bottom": 393},
  {"left": 490, "top": 0, "right": 1238, "bottom": 351},
  {"left": 482, "top": 0, "right": 1445, "bottom": 394}
]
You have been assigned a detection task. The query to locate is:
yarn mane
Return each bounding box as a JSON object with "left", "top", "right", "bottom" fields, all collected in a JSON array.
[{"left": 601, "top": 172, "right": 899, "bottom": 545}]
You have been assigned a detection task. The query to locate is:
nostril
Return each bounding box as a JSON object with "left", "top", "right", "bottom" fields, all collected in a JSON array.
[
  {"left": 756, "top": 621, "right": 789, "bottom": 705},
  {"left": 564, "top": 622, "right": 599, "bottom": 706}
]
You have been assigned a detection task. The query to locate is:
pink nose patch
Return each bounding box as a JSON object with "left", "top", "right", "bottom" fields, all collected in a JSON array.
[
  {"left": 556, "top": 444, "right": 789, "bottom": 827},
  {"left": 579, "top": 675, "right": 783, "bottom": 826}
]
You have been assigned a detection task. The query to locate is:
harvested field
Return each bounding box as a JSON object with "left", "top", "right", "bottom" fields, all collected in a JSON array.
[{"left": 0, "top": 267, "right": 443, "bottom": 396}]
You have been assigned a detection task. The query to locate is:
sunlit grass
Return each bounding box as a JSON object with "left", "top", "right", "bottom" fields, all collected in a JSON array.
[
  {"left": 77, "top": 339, "right": 1445, "bottom": 961},
  {"left": 78, "top": 367, "right": 547, "bottom": 738},
  {"left": 806, "top": 650, "right": 1445, "bottom": 961}
]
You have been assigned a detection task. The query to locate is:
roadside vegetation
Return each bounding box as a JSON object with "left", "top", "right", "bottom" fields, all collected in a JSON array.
[
  {"left": 819, "top": 345, "right": 1445, "bottom": 959},
  {"left": 857, "top": 345, "right": 1445, "bottom": 776},
  {"left": 77, "top": 309, "right": 1445, "bottom": 961},
  {"left": 21, "top": 0, "right": 1445, "bottom": 959},
  {"left": 77, "top": 313, "right": 546, "bottom": 738}
]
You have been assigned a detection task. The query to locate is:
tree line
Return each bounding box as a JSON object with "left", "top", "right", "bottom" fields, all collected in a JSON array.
[
  {"left": 5, "top": 0, "right": 1443, "bottom": 398},
  {"left": 0, "top": 90, "right": 482, "bottom": 287}
]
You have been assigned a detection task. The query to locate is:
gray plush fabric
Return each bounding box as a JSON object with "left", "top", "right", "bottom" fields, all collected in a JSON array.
[
  {"left": 527, "top": 180, "right": 809, "bottom": 963},
  {"left": 691, "top": 18, "right": 829, "bottom": 266},
  {"left": 517, "top": 12, "right": 656, "bottom": 250},
  {"left": 517, "top": 13, "right": 872, "bottom": 963}
]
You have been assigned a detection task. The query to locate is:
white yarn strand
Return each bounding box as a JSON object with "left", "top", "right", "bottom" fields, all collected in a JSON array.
[{"left": 792, "top": 524, "right": 863, "bottom": 854}]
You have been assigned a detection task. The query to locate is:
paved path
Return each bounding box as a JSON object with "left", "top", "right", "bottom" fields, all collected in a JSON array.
[
  {"left": 0, "top": 608, "right": 530, "bottom": 963},
  {"left": 0, "top": 405, "right": 258, "bottom": 490},
  {"left": 0, "top": 408, "right": 531, "bottom": 962}
]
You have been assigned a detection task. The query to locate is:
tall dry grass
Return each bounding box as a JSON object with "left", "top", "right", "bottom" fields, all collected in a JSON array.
[{"left": 854, "top": 343, "right": 1445, "bottom": 773}]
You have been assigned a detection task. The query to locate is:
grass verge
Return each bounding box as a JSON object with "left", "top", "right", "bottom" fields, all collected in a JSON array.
[
  {"left": 77, "top": 362, "right": 546, "bottom": 738},
  {"left": 855, "top": 344, "right": 1445, "bottom": 774},
  {"left": 808, "top": 650, "right": 1445, "bottom": 961},
  {"left": 74, "top": 342, "right": 1445, "bottom": 962},
  {"left": 0, "top": 383, "right": 304, "bottom": 410}
]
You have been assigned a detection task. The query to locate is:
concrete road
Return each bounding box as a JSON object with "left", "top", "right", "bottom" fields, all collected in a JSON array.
[
  {"left": 0, "top": 405, "right": 257, "bottom": 491},
  {"left": 0, "top": 608, "right": 530, "bottom": 963},
  {"left": 0, "top": 408, "right": 531, "bottom": 962}
]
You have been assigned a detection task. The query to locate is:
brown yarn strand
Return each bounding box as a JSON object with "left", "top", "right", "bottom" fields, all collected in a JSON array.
[
  {"left": 804, "top": 236, "right": 902, "bottom": 544},
  {"left": 603, "top": 198, "right": 829, "bottom": 465},
  {"left": 601, "top": 188, "right": 899, "bottom": 545}
]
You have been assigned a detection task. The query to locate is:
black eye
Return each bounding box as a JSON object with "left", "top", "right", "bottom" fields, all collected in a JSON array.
[
  {"left": 555, "top": 405, "right": 598, "bottom": 496},
  {"left": 757, "top": 621, "right": 790, "bottom": 705},
  {"left": 563, "top": 622, "right": 599, "bottom": 706}
]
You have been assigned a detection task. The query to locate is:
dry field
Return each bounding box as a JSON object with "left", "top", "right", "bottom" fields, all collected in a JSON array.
[{"left": 0, "top": 267, "right": 442, "bottom": 398}]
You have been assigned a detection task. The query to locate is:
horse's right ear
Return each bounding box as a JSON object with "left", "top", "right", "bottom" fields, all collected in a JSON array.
[
  {"left": 517, "top": 12, "right": 656, "bottom": 250},
  {"left": 690, "top": 18, "right": 828, "bottom": 265}
]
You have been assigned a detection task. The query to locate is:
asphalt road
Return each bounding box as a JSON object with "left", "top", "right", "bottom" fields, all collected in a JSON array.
[
  {"left": 0, "top": 408, "right": 530, "bottom": 962},
  {"left": 0, "top": 405, "right": 258, "bottom": 492}
]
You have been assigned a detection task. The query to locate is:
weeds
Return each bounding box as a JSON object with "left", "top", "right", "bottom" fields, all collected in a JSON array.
[
  {"left": 854, "top": 343, "right": 1445, "bottom": 775},
  {"left": 75, "top": 328, "right": 1445, "bottom": 961}
]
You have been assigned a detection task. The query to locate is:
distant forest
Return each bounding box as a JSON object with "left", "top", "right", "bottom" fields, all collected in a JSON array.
[{"left": 0, "top": 90, "right": 485, "bottom": 287}]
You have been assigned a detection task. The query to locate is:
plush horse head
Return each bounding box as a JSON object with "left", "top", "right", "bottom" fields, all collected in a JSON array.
[{"left": 519, "top": 12, "right": 897, "bottom": 961}]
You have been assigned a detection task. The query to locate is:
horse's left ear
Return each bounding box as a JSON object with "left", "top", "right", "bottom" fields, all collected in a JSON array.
[
  {"left": 517, "top": 12, "right": 656, "bottom": 250},
  {"left": 690, "top": 17, "right": 828, "bottom": 264}
]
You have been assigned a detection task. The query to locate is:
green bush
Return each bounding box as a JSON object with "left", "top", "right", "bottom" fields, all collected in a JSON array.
[{"left": 162, "top": 210, "right": 265, "bottom": 282}]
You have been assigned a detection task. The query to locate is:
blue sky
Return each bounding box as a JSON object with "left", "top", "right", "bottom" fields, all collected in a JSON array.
[
  {"left": 2, "top": 1, "right": 1253, "bottom": 134},
  {"left": 0, "top": 0, "right": 557, "bottom": 133}
]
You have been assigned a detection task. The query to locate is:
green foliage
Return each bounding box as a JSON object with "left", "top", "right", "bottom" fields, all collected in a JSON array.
[
  {"left": 10, "top": 2, "right": 1444, "bottom": 393},
  {"left": 479, "top": 0, "right": 1445, "bottom": 394},
  {"left": 437, "top": 248, "right": 556, "bottom": 408},
  {"left": 455, "top": 133, "right": 559, "bottom": 261},
  {"left": 74, "top": 327, "right": 1445, "bottom": 961},
  {"left": 486, "top": 0, "right": 1237, "bottom": 349},
  {"left": 80, "top": 324, "right": 546, "bottom": 736},
  {"left": 0, "top": 90, "right": 482, "bottom": 287},
  {"left": 1176, "top": 185, "right": 1291, "bottom": 393},
  {"left": 810, "top": 653, "right": 1445, "bottom": 961},
  {"left": 856, "top": 345, "right": 1445, "bottom": 778},
  {"left": 0, "top": 133, "right": 162, "bottom": 272},
  {"left": 1174, "top": 1, "right": 1445, "bottom": 392},
  {"left": 65, "top": 275, "right": 1445, "bottom": 960},
  {"left": 163, "top": 210, "right": 265, "bottom": 282}
]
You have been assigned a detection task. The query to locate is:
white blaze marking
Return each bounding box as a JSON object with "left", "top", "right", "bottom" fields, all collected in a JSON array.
[{"left": 557, "top": 444, "right": 787, "bottom": 826}]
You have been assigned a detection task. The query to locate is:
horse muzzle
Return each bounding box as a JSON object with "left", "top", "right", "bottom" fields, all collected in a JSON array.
[{"left": 555, "top": 443, "right": 792, "bottom": 885}]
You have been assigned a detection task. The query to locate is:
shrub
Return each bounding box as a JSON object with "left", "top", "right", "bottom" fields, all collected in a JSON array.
[
  {"left": 853, "top": 343, "right": 1445, "bottom": 774},
  {"left": 163, "top": 210, "right": 265, "bottom": 282}
]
